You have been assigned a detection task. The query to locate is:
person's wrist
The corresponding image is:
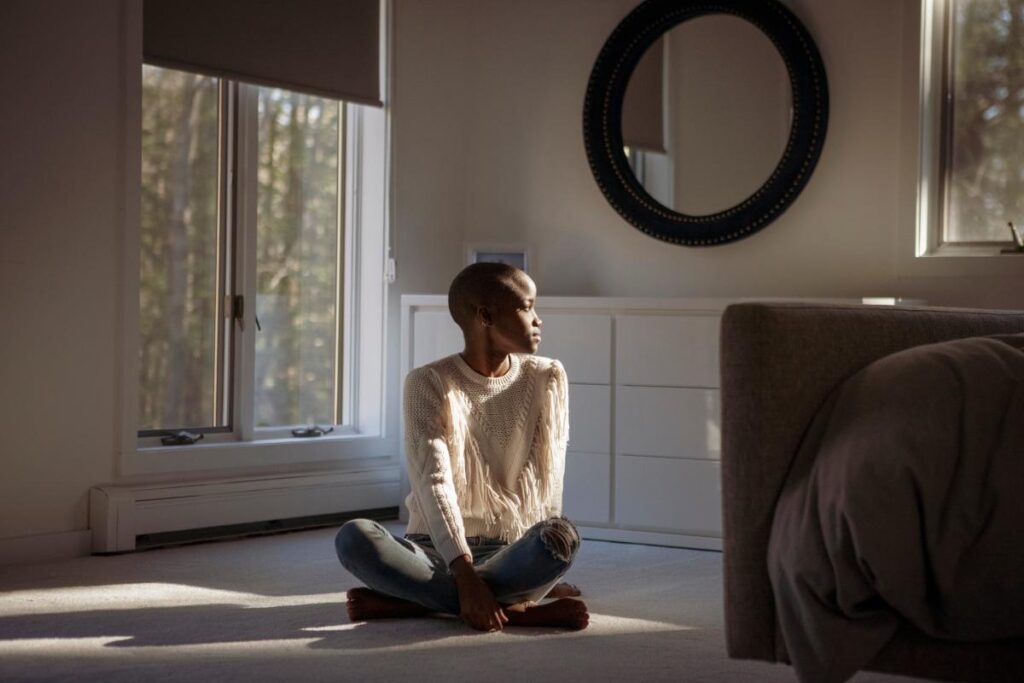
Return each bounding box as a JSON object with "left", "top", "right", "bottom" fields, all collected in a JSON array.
[{"left": 450, "top": 554, "right": 475, "bottom": 579}]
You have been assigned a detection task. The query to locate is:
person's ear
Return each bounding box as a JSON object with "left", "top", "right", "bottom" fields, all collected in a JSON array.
[{"left": 477, "top": 306, "right": 493, "bottom": 327}]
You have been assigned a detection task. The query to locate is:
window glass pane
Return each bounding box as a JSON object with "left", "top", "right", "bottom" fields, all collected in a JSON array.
[
  {"left": 947, "top": 0, "right": 1024, "bottom": 243},
  {"left": 255, "top": 89, "right": 343, "bottom": 427},
  {"left": 139, "top": 65, "right": 223, "bottom": 431}
]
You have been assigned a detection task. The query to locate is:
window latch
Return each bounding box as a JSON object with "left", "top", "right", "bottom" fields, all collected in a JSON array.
[
  {"left": 1002, "top": 222, "right": 1024, "bottom": 253},
  {"left": 291, "top": 425, "right": 335, "bottom": 438},
  {"left": 231, "top": 295, "right": 245, "bottom": 330},
  {"left": 229, "top": 295, "right": 263, "bottom": 329},
  {"left": 160, "top": 431, "right": 205, "bottom": 446}
]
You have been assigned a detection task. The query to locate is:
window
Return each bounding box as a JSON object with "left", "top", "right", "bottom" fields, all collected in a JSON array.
[
  {"left": 139, "top": 65, "right": 379, "bottom": 447},
  {"left": 139, "top": 68, "right": 226, "bottom": 433},
  {"left": 254, "top": 88, "right": 345, "bottom": 430},
  {"left": 923, "top": 0, "right": 1024, "bottom": 253}
]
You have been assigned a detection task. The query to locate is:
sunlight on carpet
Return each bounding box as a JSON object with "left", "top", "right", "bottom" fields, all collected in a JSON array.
[{"left": 1, "top": 583, "right": 346, "bottom": 616}]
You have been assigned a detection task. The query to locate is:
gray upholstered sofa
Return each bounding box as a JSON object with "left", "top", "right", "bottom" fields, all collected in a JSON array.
[{"left": 719, "top": 302, "right": 1024, "bottom": 682}]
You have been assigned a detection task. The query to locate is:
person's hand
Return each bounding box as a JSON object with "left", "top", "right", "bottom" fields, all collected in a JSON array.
[{"left": 451, "top": 555, "right": 507, "bottom": 632}]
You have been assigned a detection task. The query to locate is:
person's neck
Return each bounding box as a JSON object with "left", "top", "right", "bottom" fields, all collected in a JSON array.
[{"left": 459, "top": 347, "right": 512, "bottom": 378}]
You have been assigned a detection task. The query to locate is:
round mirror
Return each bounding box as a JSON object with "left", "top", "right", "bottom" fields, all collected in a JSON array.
[
  {"left": 622, "top": 15, "right": 791, "bottom": 216},
  {"left": 584, "top": 0, "right": 828, "bottom": 246}
]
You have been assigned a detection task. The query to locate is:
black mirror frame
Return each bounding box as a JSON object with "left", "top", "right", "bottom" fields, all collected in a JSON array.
[{"left": 583, "top": 0, "right": 829, "bottom": 246}]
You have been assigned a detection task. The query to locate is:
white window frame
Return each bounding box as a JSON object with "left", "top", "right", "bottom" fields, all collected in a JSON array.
[
  {"left": 916, "top": 0, "right": 1024, "bottom": 258},
  {"left": 117, "top": 0, "right": 395, "bottom": 478},
  {"left": 227, "top": 84, "right": 357, "bottom": 444}
]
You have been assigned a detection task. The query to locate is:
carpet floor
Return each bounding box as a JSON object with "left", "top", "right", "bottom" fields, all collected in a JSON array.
[{"left": 0, "top": 521, "right": 928, "bottom": 683}]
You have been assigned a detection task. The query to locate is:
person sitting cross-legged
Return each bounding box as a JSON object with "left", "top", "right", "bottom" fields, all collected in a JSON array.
[{"left": 335, "top": 262, "right": 587, "bottom": 631}]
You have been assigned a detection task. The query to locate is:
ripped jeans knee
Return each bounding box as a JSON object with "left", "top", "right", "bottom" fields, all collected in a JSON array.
[{"left": 538, "top": 515, "right": 581, "bottom": 564}]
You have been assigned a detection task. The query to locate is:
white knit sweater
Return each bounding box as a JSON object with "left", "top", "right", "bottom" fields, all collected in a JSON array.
[{"left": 402, "top": 352, "right": 569, "bottom": 565}]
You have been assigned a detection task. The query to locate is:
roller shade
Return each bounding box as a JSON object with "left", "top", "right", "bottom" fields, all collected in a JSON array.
[
  {"left": 144, "top": 0, "right": 381, "bottom": 106},
  {"left": 622, "top": 37, "right": 665, "bottom": 153}
]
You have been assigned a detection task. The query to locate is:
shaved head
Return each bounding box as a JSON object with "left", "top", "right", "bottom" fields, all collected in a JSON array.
[{"left": 448, "top": 262, "right": 532, "bottom": 332}]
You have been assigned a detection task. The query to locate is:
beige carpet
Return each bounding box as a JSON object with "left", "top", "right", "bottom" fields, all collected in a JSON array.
[{"left": 0, "top": 521, "right": 927, "bottom": 682}]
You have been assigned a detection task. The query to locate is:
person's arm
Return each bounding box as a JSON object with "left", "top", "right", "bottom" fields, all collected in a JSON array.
[
  {"left": 404, "top": 369, "right": 472, "bottom": 563},
  {"left": 450, "top": 555, "right": 508, "bottom": 631},
  {"left": 544, "top": 360, "right": 570, "bottom": 516},
  {"left": 403, "top": 369, "right": 506, "bottom": 630}
]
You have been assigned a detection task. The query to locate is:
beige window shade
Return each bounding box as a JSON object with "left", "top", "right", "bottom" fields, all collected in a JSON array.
[
  {"left": 621, "top": 37, "right": 665, "bottom": 153},
  {"left": 144, "top": 0, "right": 381, "bottom": 106}
]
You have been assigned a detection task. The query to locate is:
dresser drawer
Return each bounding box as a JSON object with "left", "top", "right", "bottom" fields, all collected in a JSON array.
[
  {"left": 615, "top": 313, "right": 720, "bottom": 387},
  {"left": 567, "top": 384, "right": 610, "bottom": 454},
  {"left": 614, "top": 455, "right": 721, "bottom": 535},
  {"left": 563, "top": 451, "right": 610, "bottom": 524},
  {"left": 537, "top": 313, "right": 611, "bottom": 384},
  {"left": 616, "top": 385, "right": 720, "bottom": 459}
]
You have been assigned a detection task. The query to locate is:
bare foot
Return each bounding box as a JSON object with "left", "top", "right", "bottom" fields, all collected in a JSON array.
[
  {"left": 503, "top": 598, "right": 589, "bottom": 630},
  {"left": 547, "top": 582, "right": 582, "bottom": 598},
  {"left": 346, "top": 587, "right": 431, "bottom": 621}
]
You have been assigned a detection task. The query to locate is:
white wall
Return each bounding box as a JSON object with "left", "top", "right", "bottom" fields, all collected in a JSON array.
[
  {"left": 665, "top": 15, "right": 790, "bottom": 215},
  {"left": 389, "top": 0, "right": 473, "bottom": 295},
  {"left": 0, "top": 1, "right": 124, "bottom": 544}
]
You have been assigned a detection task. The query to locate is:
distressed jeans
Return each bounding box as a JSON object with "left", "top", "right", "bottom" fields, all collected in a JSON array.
[{"left": 334, "top": 516, "right": 581, "bottom": 614}]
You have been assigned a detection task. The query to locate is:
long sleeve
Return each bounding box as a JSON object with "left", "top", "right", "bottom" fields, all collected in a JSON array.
[
  {"left": 543, "top": 360, "right": 570, "bottom": 516},
  {"left": 403, "top": 368, "right": 472, "bottom": 565}
]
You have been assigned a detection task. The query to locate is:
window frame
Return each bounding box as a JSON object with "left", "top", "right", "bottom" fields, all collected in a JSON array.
[
  {"left": 136, "top": 70, "right": 236, "bottom": 438},
  {"left": 918, "top": 0, "right": 1023, "bottom": 257},
  {"left": 119, "top": 0, "right": 394, "bottom": 478},
  {"left": 135, "top": 74, "right": 354, "bottom": 447},
  {"left": 242, "top": 83, "right": 353, "bottom": 442}
]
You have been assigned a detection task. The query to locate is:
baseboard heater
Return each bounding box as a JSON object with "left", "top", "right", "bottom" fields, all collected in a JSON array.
[{"left": 90, "top": 467, "right": 400, "bottom": 553}]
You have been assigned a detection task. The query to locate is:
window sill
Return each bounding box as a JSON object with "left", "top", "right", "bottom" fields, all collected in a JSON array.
[
  {"left": 123, "top": 431, "right": 396, "bottom": 478},
  {"left": 920, "top": 244, "right": 1024, "bottom": 258}
]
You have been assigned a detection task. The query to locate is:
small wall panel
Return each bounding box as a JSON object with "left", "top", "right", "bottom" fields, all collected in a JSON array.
[
  {"left": 616, "top": 386, "right": 720, "bottom": 459},
  {"left": 538, "top": 313, "right": 611, "bottom": 384},
  {"left": 615, "top": 314, "right": 720, "bottom": 387},
  {"left": 567, "top": 384, "right": 611, "bottom": 454},
  {"left": 412, "top": 311, "right": 462, "bottom": 367},
  {"left": 563, "top": 451, "right": 611, "bottom": 524},
  {"left": 614, "top": 455, "right": 721, "bottom": 535}
]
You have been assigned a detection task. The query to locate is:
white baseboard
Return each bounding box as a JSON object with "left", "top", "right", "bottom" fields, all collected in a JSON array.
[
  {"left": 0, "top": 529, "right": 93, "bottom": 566},
  {"left": 575, "top": 525, "right": 722, "bottom": 551},
  {"left": 91, "top": 467, "right": 401, "bottom": 553}
]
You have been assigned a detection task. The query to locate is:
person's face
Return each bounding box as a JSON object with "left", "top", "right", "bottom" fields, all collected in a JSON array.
[{"left": 484, "top": 275, "right": 542, "bottom": 355}]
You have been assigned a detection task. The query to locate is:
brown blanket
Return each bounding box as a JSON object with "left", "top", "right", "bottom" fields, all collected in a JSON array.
[{"left": 768, "top": 334, "right": 1024, "bottom": 683}]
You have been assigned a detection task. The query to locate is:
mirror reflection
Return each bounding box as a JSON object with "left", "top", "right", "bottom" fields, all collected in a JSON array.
[{"left": 622, "top": 15, "right": 792, "bottom": 216}]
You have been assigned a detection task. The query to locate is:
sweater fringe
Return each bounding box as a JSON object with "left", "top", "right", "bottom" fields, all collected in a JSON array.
[{"left": 443, "top": 363, "right": 568, "bottom": 543}]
